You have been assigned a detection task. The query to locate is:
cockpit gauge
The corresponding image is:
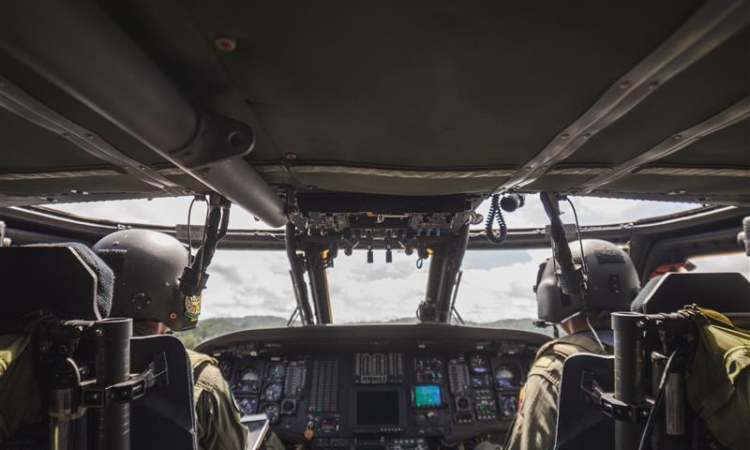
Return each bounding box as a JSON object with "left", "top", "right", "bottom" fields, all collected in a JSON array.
[
  {"left": 470, "top": 374, "right": 491, "bottom": 388},
  {"left": 415, "top": 357, "right": 444, "bottom": 384},
  {"left": 261, "top": 403, "right": 280, "bottom": 424},
  {"left": 237, "top": 397, "right": 258, "bottom": 416},
  {"left": 469, "top": 355, "right": 489, "bottom": 374},
  {"left": 498, "top": 394, "right": 519, "bottom": 420},
  {"left": 494, "top": 363, "right": 523, "bottom": 389},
  {"left": 267, "top": 363, "right": 286, "bottom": 381},
  {"left": 219, "top": 359, "right": 233, "bottom": 381},
  {"left": 263, "top": 382, "right": 283, "bottom": 402},
  {"left": 234, "top": 365, "right": 262, "bottom": 393}
]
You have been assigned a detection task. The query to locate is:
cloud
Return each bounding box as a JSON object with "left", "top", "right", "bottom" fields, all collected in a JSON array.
[
  {"left": 462, "top": 250, "right": 532, "bottom": 270},
  {"left": 50, "top": 197, "right": 698, "bottom": 323},
  {"left": 687, "top": 253, "right": 750, "bottom": 279},
  {"left": 210, "top": 263, "right": 244, "bottom": 285}
]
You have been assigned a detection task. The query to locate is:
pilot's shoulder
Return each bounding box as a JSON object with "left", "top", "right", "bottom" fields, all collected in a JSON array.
[
  {"left": 186, "top": 349, "right": 224, "bottom": 391},
  {"left": 530, "top": 339, "right": 567, "bottom": 375},
  {"left": 536, "top": 333, "right": 602, "bottom": 361},
  {"left": 531, "top": 334, "right": 593, "bottom": 373}
]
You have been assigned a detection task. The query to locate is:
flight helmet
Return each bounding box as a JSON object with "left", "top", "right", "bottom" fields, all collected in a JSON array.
[
  {"left": 93, "top": 229, "right": 200, "bottom": 331},
  {"left": 535, "top": 239, "right": 640, "bottom": 324}
]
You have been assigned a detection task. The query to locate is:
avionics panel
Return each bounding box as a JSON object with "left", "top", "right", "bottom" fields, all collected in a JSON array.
[{"left": 203, "top": 325, "right": 548, "bottom": 449}]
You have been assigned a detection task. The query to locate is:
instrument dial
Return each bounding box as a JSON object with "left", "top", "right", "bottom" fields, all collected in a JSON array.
[
  {"left": 267, "top": 363, "right": 286, "bottom": 381},
  {"left": 262, "top": 403, "right": 280, "bottom": 424},
  {"left": 470, "top": 374, "right": 490, "bottom": 388},
  {"left": 499, "top": 394, "right": 519, "bottom": 420},
  {"left": 234, "top": 365, "right": 262, "bottom": 393},
  {"left": 219, "top": 359, "right": 233, "bottom": 381},
  {"left": 237, "top": 397, "right": 258, "bottom": 416},
  {"left": 470, "top": 355, "right": 489, "bottom": 374},
  {"left": 263, "top": 382, "right": 283, "bottom": 402},
  {"left": 494, "top": 363, "right": 523, "bottom": 389}
]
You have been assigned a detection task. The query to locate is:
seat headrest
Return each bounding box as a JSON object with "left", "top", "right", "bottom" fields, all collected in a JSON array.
[
  {"left": 631, "top": 272, "right": 750, "bottom": 314},
  {"left": 1, "top": 244, "right": 113, "bottom": 321}
]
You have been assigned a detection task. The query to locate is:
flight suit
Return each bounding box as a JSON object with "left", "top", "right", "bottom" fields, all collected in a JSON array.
[
  {"left": 188, "top": 350, "right": 251, "bottom": 450},
  {"left": 188, "top": 350, "right": 286, "bottom": 450},
  {"left": 503, "top": 331, "right": 610, "bottom": 450}
]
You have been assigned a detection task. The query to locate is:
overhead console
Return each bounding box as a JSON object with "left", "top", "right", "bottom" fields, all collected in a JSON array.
[{"left": 198, "top": 325, "right": 549, "bottom": 450}]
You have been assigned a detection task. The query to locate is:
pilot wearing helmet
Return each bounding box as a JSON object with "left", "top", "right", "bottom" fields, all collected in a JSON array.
[
  {"left": 502, "top": 239, "right": 640, "bottom": 450},
  {"left": 93, "top": 229, "right": 283, "bottom": 450}
]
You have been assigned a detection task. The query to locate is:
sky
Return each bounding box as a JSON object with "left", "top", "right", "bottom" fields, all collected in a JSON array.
[{"left": 50, "top": 196, "right": 748, "bottom": 323}]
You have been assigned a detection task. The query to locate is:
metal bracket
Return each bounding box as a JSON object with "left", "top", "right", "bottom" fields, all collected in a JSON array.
[
  {"left": 600, "top": 392, "right": 653, "bottom": 423},
  {"left": 169, "top": 112, "right": 255, "bottom": 170},
  {"left": 580, "top": 371, "right": 606, "bottom": 405},
  {"left": 81, "top": 352, "right": 168, "bottom": 409}
]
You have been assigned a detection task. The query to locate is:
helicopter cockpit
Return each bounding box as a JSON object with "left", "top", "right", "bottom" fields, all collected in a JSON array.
[{"left": 0, "top": 1, "right": 748, "bottom": 450}]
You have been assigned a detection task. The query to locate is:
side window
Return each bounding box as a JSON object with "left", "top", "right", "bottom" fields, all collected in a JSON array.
[{"left": 684, "top": 252, "right": 749, "bottom": 280}]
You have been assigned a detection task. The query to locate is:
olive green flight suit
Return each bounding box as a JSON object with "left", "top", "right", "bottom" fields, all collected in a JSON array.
[
  {"left": 503, "top": 332, "right": 610, "bottom": 450},
  {"left": 188, "top": 350, "right": 251, "bottom": 450},
  {"left": 187, "top": 350, "right": 286, "bottom": 450},
  {"left": 0, "top": 327, "right": 40, "bottom": 445}
]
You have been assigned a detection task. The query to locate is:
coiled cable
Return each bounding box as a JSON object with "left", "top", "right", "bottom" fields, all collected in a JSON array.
[{"left": 485, "top": 194, "right": 508, "bottom": 244}]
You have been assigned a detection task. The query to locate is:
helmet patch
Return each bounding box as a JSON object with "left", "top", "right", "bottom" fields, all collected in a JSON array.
[
  {"left": 183, "top": 294, "right": 202, "bottom": 321},
  {"left": 594, "top": 249, "right": 626, "bottom": 264}
]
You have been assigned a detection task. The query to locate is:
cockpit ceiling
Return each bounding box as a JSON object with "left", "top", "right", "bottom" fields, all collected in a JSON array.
[{"left": 0, "top": 0, "right": 748, "bottom": 206}]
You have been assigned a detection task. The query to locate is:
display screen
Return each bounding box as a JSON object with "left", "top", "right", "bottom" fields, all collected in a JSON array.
[
  {"left": 355, "top": 391, "right": 401, "bottom": 426},
  {"left": 414, "top": 385, "right": 441, "bottom": 407}
]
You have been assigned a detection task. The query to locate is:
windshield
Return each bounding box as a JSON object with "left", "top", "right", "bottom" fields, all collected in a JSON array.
[
  {"left": 49, "top": 195, "right": 696, "bottom": 230},
  {"left": 48, "top": 196, "right": 697, "bottom": 327}
]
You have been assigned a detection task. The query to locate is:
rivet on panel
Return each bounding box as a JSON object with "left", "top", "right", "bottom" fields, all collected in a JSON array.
[
  {"left": 618, "top": 81, "right": 631, "bottom": 89},
  {"left": 214, "top": 35, "right": 238, "bottom": 53}
]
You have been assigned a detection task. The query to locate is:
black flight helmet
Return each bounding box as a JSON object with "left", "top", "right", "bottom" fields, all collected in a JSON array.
[
  {"left": 93, "top": 229, "right": 200, "bottom": 331},
  {"left": 535, "top": 239, "right": 640, "bottom": 324}
]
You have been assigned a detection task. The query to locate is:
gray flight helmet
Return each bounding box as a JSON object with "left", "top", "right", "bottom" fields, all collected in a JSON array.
[
  {"left": 535, "top": 239, "right": 640, "bottom": 324},
  {"left": 93, "top": 229, "right": 199, "bottom": 331}
]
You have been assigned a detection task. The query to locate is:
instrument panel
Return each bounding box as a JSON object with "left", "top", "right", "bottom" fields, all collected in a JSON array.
[
  {"left": 226, "top": 353, "right": 527, "bottom": 438},
  {"left": 200, "top": 325, "right": 547, "bottom": 450}
]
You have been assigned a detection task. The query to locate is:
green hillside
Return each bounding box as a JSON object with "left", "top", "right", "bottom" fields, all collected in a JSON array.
[
  {"left": 177, "top": 316, "right": 287, "bottom": 349},
  {"left": 176, "top": 316, "right": 551, "bottom": 349}
]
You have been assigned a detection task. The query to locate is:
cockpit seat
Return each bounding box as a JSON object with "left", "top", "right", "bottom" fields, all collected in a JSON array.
[
  {"left": 0, "top": 244, "right": 198, "bottom": 450},
  {"left": 0, "top": 244, "right": 114, "bottom": 449},
  {"left": 3, "top": 243, "right": 114, "bottom": 322},
  {"left": 631, "top": 272, "right": 750, "bottom": 315}
]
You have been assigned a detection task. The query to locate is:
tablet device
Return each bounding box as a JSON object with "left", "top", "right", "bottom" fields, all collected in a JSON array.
[{"left": 240, "top": 414, "right": 271, "bottom": 450}]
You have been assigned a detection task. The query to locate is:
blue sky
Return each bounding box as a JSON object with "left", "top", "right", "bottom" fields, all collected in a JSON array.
[{"left": 51, "top": 196, "right": 746, "bottom": 323}]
